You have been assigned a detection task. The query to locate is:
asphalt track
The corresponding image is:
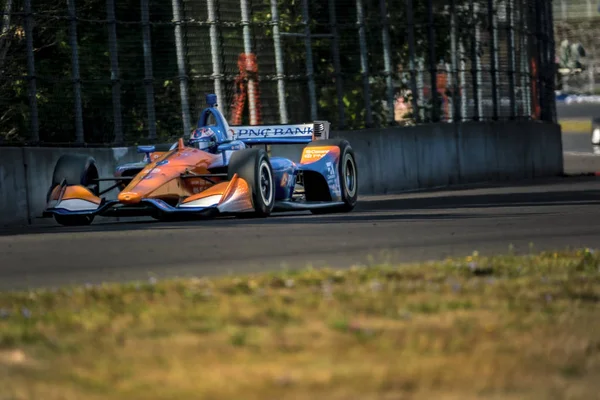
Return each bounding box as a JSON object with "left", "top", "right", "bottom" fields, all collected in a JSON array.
[{"left": 2, "top": 175, "right": 600, "bottom": 291}]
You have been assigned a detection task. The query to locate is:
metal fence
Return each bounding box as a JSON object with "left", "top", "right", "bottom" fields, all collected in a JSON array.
[
  {"left": 553, "top": 0, "right": 600, "bottom": 94},
  {"left": 0, "top": 0, "right": 556, "bottom": 146}
]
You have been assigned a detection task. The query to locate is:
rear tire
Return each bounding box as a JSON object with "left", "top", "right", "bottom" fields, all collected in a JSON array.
[
  {"left": 228, "top": 148, "right": 275, "bottom": 218},
  {"left": 592, "top": 117, "right": 600, "bottom": 145},
  {"left": 305, "top": 139, "right": 358, "bottom": 214},
  {"left": 48, "top": 154, "right": 100, "bottom": 226}
]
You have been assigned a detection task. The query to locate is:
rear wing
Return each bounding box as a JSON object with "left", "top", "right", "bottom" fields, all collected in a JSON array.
[{"left": 231, "top": 121, "right": 330, "bottom": 145}]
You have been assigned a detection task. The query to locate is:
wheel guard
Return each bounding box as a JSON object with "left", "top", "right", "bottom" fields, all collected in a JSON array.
[{"left": 43, "top": 174, "right": 255, "bottom": 218}]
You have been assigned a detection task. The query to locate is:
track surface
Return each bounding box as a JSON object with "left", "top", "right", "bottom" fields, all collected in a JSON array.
[
  {"left": 2, "top": 103, "right": 600, "bottom": 292},
  {"left": 2, "top": 176, "right": 600, "bottom": 291}
]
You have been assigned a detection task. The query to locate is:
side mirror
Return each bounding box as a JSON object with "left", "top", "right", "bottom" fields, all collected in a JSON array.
[
  {"left": 137, "top": 145, "right": 156, "bottom": 154},
  {"left": 137, "top": 145, "right": 156, "bottom": 163}
]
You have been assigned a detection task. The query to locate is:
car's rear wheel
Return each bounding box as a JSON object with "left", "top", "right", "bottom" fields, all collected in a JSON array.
[
  {"left": 305, "top": 139, "right": 358, "bottom": 214},
  {"left": 48, "top": 154, "right": 99, "bottom": 226},
  {"left": 228, "top": 148, "right": 275, "bottom": 218},
  {"left": 592, "top": 117, "right": 600, "bottom": 145}
]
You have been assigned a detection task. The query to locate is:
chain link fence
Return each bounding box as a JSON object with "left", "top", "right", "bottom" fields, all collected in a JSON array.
[{"left": 0, "top": 0, "right": 556, "bottom": 146}]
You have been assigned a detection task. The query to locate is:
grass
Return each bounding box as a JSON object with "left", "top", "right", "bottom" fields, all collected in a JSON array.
[
  {"left": 1, "top": 249, "right": 600, "bottom": 399},
  {"left": 559, "top": 118, "right": 592, "bottom": 133}
]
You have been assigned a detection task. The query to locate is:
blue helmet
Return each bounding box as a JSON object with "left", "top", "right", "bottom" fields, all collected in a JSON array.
[{"left": 189, "top": 127, "right": 219, "bottom": 153}]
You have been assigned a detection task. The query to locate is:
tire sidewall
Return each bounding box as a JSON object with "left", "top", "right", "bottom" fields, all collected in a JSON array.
[
  {"left": 253, "top": 152, "right": 275, "bottom": 215},
  {"left": 337, "top": 142, "right": 358, "bottom": 207}
]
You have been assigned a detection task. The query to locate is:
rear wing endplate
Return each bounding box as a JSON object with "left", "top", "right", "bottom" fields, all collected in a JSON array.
[{"left": 231, "top": 121, "right": 330, "bottom": 145}]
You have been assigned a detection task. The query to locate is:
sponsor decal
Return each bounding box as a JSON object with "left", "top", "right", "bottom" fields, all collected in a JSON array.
[
  {"left": 157, "top": 159, "right": 169, "bottom": 166},
  {"left": 233, "top": 125, "right": 313, "bottom": 138},
  {"left": 303, "top": 148, "right": 329, "bottom": 160},
  {"left": 325, "top": 161, "right": 341, "bottom": 197}
]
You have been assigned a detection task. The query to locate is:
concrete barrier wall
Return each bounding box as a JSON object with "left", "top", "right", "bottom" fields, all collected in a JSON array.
[
  {"left": 272, "top": 120, "right": 564, "bottom": 195},
  {"left": 0, "top": 147, "right": 141, "bottom": 226},
  {"left": 0, "top": 121, "right": 563, "bottom": 226}
]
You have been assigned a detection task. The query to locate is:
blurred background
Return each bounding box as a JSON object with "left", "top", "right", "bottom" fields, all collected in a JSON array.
[{"left": 0, "top": 0, "right": 559, "bottom": 146}]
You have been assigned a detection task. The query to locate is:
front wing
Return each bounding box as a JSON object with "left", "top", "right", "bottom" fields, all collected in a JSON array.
[{"left": 43, "top": 173, "right": 256, "bottom": 219}]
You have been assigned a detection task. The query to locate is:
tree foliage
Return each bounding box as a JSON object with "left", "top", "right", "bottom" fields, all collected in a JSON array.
[{"left": 1, "top": 0, "right": 484, "bottom": 145}]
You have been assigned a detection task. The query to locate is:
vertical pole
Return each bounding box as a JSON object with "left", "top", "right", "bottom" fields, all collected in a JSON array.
[
  {"left": 469, "top": 0, "right": 480, "bottom": 121},
  {"left": 106, "top": 0, "right": 123, "bottom": 144},
  {"left": 546, "top": 0, "right": 557, "bottom": 123},
  {"left": 506, "top": 0, "right": 516, "bottom": 119},
  {"left": 172, "top": 0, "right": 191, "bottom": 136},
  {"left": 445, "top": 62, "right": 453, "bottom": 121},
  {"left": 520, "top": 0, "right": 531, "bottom": 117},
  {"left": 301, "top": 0, "right": 317, "bottom": 121},
  {"left": 207, "top": 0, "right": 224, "bottom": 119},
  {"left": 405, "top": 0, "right": 419, "bottom": 123},
  {"left": 328, "top": 0, "right": 345, "bottom": 128},
  {"left": 380, "top": 0, "right": 395, "bottom": 125},
  {"left": 240, "top": 0, "right": 258, "bottom": 125},
  {"left": 450, "top": 0, "right": 460, "bottom": 122},
  {"left": 67, "top": 0, "right": 84, "bottom": 144},
  {"left": 417, "top": 58, "right": 425, "bottom": 121},
  {"left": 487, "top": 0, "right": 498, "bottom": 120},
  {"left": 1, "top": 0, "right": 14, "bottom": 70},
  {"left": 426, "top": 0, "right": 438, "bottom": 122},
  {"left": 23, "top": 0, "right": 39, "bottom": 143},
  {"left": 356, "top": 0, "right": 372, "bottom": 127},
  {"left": 533, "top": 0, "right": 543, "bottom": 120},
  {"left": 459, "top": 41, "right": 467, "bottom": 119},
  {"left": 141, "top": 0, "right": 157, "bottom": 140},
  {"left": 270, "top": 0, "right": 288, "bottom": 124}
]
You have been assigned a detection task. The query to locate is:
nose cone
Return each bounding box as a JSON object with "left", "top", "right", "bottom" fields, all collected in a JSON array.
[{"left": 118, "top": 191, "right": 142, "bottom": 204}]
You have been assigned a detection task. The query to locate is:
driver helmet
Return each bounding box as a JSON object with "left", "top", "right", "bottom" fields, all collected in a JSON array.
[{"left": 189, "top": 127, "right": 218, "bottom": 153}]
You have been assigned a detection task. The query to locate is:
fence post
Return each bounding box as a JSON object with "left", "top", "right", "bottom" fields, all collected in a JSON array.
[
  {"left": 106, "top": 0, "right": 123, "bottom": 144},
  {"left": 469, "top": 0, "right": 481, "bottom": 121},
  {"left": 379, "top": 0, "right": 395, "bottom": 126},
  {"left": 356, "top": 0, "right": 373, "bottom": 127},
  {"left": 270, "top": 0, "right": 288, "bottom": 124},
  {"left": 546, "top": 0, "right": 557, "bottom": 123},
  {"left": 405, "top": 0, "right": 419, "bottom": 123},
  {"left": 328, "top": 0, "right": 345, "bottom": 128},
  {"left": 506, "top": 0, "right": 516, "bottom": 119},
  {"left": 300, "top": 0, "right": 317, "bottom": 121},
  {"left": 207, "top": 0, "right": 224, "bottom": 118},
  {"left": 172, "top": 0, "right": 191, "bottom": 136},
  {"left": 141, "top": 0, "right": 157, "bottom": 141},
  {"left": 67, "top": 0, "right": 84, "bottom": 144},
  {"left": 459, "top": 41, "right": 467, "bottom": 119},
  {"left": 426, "top": 0, "right": 438, "bottom": 122},
  {"left": 521, "top": 1, "right": 531, "bottom": 117},
  {"left": 487, "top": 0, "right": 498, "bottom": 120},
  {"left": 23, "top": 0, "right": 39, "bottom": 143},
  {"left": 449, "top": 0, "right": 461, "bottom": 122},
  {"left": 240, "top": 0, "right": 258, "bottom": 125}
]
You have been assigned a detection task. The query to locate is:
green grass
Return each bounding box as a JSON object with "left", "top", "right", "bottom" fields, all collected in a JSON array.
[
  {"left": 1, "top": 249, "right": 600, "bottom": 399},
  {"left": 559, "top": 118, "right": 592, "bottom": 133}
]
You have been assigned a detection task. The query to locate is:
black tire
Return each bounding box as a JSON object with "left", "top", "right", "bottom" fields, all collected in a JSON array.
[
  {"left": 305, "top": 139, "right": 358, "bottom": 214},
  {"left": 48, "top": 154, "right": 100, "bottom": 226},
  {"left": 591, "top": 117, "right": 600, "bottom": 145},
  {"left": 228, "top": 148, "right": 275, "bottom": 218}
]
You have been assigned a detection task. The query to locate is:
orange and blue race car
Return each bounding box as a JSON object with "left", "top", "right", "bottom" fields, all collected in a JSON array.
[{"left": 43, "top": 94, "right": 358, "bottom": 226}]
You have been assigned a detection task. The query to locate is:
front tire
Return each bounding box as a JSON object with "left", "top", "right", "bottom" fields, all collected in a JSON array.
[
  {"left": 228, "top": 148, "right": 275, "bottom": 218},
  {"left": 49, "top": 154, "right": 99, "bottom": 226}
]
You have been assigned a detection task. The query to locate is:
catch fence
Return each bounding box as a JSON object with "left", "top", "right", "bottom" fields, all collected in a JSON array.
[{"left": 0, "top": 0, "right": 556, "bottom": 146}]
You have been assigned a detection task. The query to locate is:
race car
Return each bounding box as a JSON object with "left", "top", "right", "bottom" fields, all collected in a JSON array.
[{"left": 43, "top": 94, "right": 358, "bottom": 226}]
